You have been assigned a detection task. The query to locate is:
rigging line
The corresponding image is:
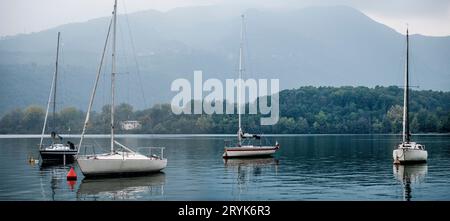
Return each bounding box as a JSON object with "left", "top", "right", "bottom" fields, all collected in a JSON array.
[
  {"left": 395, "top": 41, "right": 404, "bottom": 87},
  {"left": 408, "top": 36, "right": 423, "bottom": 90},
  {"left": 244, "top": 15, "right": 253, "bottom": 80},
  {"left": 243, "top": 17, "right": 260, "bottom": 133},
  {"left": 243, "top": 17, "right": 261, "bottom": 134},
  {"left": 59, "top": 36, "right": 70, "bottom": 126},
  {"left": 102, "top": 43, "right": 108, "bottom": 115},
  {"left": 245, "top": 17, "right": 259, "bottom": 112},
  {"left": 52, "top": 32, "right": 60, "bottom": 133},
  {"left": 98, "top": 39, "right": 107, "bottom": 132},
  {"left": 409, "top": 37, "right": 416, "bottom": 91},
  {"left": 58, "top": 36, "right": 63, "bottom": 113},
  {"left": 40, "top": 57, "right": 57, "bottom": 148},
  {"left": 118, "top": 15, "right": 131, "bottom": 106},
  {"left": 59, "top": 35, "right": 66, "bottom": 113},
  {"left": 123, "top": 0, "right": 148, "bottom": 108},
  {"left": 234, "top": 16, "right": 243, "bottom": 129},
  {"left": 102, "top": 39, "right": 111, "bottom": 131}
]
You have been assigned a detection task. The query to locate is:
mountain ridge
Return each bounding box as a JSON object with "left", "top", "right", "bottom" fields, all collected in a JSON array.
[{"left": 1, "top": 5, "right": 449, "bottom": 115}]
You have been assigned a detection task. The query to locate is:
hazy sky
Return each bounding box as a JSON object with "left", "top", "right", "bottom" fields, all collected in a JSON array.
[{"left": 1, "top": 0, "right": 449, "bottom": 37}]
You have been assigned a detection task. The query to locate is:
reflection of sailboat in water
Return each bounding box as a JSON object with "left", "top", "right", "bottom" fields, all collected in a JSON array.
[
  {"left": 393, "top": 164, "right": 427, "bottom": 201},
  {"left": 224, "top": 157, "right": 278, "bottom": 198},
  {"left": 39, "top": 164, "right": 73, "bottom": 200},
  {"left": 77, "top": 173, "right": 166, "bottom": 200},
  {"left": 224, "top": 157, "right": 279, "bottom": 168}
]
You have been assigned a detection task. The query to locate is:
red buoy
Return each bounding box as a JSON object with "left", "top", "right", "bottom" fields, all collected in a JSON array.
[{"left": 67, "top": 167, "right": 77, "bottom": 180}]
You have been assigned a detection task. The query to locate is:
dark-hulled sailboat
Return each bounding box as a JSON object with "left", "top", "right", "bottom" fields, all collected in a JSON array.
[{"left": 39, "top": 32, "right": 77, "bottom": 162}]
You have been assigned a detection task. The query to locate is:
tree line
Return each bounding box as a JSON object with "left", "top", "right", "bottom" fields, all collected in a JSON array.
[{"left": 1, "top": 86, "right": 449, "bottom": 134}]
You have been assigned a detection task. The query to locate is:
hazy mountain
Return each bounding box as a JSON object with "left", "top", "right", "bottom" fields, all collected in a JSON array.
[{"left": 1, "top": 5, "right": 449, "bottom": 115}]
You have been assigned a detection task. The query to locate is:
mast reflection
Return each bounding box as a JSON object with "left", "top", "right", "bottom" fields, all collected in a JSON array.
[{"left": 393, "top": 164, "right": 427, "bottom": 201}]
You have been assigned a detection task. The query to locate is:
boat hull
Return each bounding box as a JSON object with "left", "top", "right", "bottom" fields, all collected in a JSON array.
[
  {"left": 77, "top": 157, "right": 167, "bottom": 177},
  {"left": 39, "top": 143, "right": 77, "bottom": 162},
  {"left": 223, "top": 146, "right": 278, "bottom": 158},
  {"left": 39, "top": 150, "right": 77, "bottom": 162},
  {"left": 393, "top": 148, "right": 427, "bottom": 164}
]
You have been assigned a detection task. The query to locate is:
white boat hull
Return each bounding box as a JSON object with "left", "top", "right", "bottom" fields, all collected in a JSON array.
[
  {"left": 223, "top": 146, "right": 278, "bottom": 158},
  {"left": 77, "top": 153, "right": 167, "bottom": 177},
  {"left": 393, "top": 148, "right": 427, "bottom": 164}
]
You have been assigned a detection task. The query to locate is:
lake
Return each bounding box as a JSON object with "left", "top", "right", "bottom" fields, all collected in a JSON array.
[{"left": 0, "top": 134, "right": 449, "bottom": 201}]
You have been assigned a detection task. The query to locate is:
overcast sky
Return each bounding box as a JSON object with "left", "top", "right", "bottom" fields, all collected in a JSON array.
[{"left": 1, "top": 0, "right": 449, "bottom": 37}]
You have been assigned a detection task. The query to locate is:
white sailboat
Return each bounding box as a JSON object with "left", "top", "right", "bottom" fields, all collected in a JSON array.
[
  {"left": 77, "top": 0, "right": 167, "bottom": 177},
  {"left": 39, "top": 32, "right": 77, "bottom": 162},
  {"left": 393, "top": 27, "right": 427, "bottom": 164},
  {"left": 222, "top": 15, "right": 280, "bottom": 158}
]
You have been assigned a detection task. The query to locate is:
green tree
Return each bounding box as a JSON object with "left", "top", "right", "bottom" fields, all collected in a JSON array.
[
  {"left": 59, "top": 107, "right": 84, "bottom": 133},
  {"left": 0, "top": 109, "right": 24, "bottom": 133},
  {"left": 22, "top": 106, "right": 45, "bottom": 133},
  {"left": 116, "top": 103, "right": 134, "bottom": 122},
  {"left": 313, "top": 111, "right": 328, "bottom": 133},
  {"left": 387, "top": 105, "right": 403, "bottom": 133},
  {"left": 297, "top": 117, "right": 309, "bottom": 134},
  {"left": 195, "top": 116, "right": 214, "bottom": 133}
]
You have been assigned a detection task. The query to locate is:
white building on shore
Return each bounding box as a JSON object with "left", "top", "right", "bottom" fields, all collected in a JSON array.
[{"left": 120, "top": 120, "right": 142, "bottom": 130}]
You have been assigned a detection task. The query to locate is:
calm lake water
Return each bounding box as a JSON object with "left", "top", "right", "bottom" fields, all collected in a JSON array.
[{"left": 0, "top": 134, "right": 449, "bottom": 201}]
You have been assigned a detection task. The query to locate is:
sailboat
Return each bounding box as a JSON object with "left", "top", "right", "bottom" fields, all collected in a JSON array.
[
  {"left": 222, "top": 15, "right": 280, "bottom": 158},
  {"left": 39, "top": 32, "right": 77, "bottom": 162},
  {"left": 393, "top": 27, "right": 427, "bottom": 164},
  {"left": 77, "top": 0, "right": 167, "bottom": 177}
]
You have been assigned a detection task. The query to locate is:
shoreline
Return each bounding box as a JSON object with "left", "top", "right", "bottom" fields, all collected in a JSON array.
[{"left": 0, "top": 133, "right": 449, "bottom": 139}]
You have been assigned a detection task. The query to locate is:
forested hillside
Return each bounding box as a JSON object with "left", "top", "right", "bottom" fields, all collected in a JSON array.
[{"left": 1, "top": 86, "right": 449, "bottom": 134}]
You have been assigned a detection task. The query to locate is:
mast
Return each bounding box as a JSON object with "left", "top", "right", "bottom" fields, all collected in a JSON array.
[
  {"left": 111, "top": 0, "right": 117, "bottom": 154},
  {"left": 237, "top": 14, "right": 244, "bottom": 146},
  {"left": 402, "top": 27, "right": 410, "bottom": 143},
  {"left": 39, "top": 32, "right": 60, "bottom": 147},
  {"left": 53, "top": 32, "right": 60, "bottom": 133}
]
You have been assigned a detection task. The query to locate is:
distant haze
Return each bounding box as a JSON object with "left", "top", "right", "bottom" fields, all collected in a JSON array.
[
  {"left": 1, "top": 0, "right": 450, "bottom": 37},
  {"left": 1, "top": 5, "right": 449, "bottom": 115}
]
